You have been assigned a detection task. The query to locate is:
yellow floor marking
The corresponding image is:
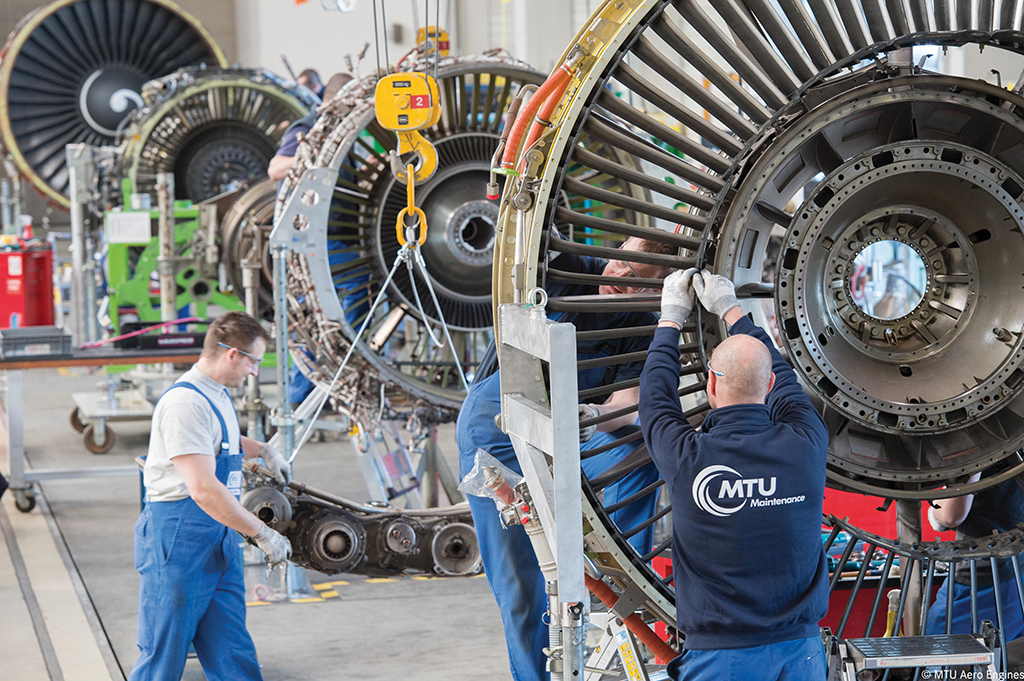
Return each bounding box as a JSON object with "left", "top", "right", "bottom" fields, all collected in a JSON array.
[
  {"left": 57, "top": 368, "right": 72, "bottom": 377},
  {"left": 365, "top": 577, "right": 398, "bottom": 583},
  {"left": 312, "top": 580, "right": 349, "bottom": 590},
  {"left": 289, "top": 597, "right": 324, "bottom": 603},
  {"left": 245, "top": 601, "right": 271, "bottom": 607},
  {"left": 411, "top": 575, "right": 436, "bottom": 581},
  {"left": 320, "top": 590, "right": 339, "bottom": 598}
]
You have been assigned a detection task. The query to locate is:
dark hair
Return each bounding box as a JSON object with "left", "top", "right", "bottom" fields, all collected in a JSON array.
[
  {"left": 203, "top": 312, "right": 271, "bottom": 357},
  {"left": 298, "top": 68, "right": 322, "bottom": 87},
  {"left": 634, "top": 238, "right": 678, "bottom": 257}
]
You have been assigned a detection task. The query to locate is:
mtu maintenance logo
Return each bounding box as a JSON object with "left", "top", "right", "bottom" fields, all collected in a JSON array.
[{"left": 692, "top": 465, "right": 804, "bottom": 516}]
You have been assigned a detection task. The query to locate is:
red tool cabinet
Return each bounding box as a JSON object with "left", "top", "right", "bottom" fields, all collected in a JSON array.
[{"left": 0, "top": 248, "right": 55, "bottom": 328}]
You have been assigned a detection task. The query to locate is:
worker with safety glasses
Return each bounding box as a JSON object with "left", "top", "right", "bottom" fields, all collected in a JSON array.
[
  {"left": 639, "top": 269, "right": 829, "bottom": 681},
  {"left": 129, "top": 311, "right": 292, "bottom": 681},
  {"left": 457, "top": 231, "right": 675, "bottom": 681}
]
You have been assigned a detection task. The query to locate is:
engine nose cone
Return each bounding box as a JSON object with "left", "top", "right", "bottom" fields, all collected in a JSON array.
[{"left": 80, "top": 68, "right": 146, "bottom": 136}]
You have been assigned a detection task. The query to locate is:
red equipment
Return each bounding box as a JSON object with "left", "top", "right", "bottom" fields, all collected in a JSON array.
[{"left": 0, "top": 248, "right": 55, "bottom": 328}]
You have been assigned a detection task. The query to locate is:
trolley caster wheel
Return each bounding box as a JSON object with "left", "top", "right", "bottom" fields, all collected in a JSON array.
[
  {"left": 69, "top": 406, "right": 87, "bottom": 433},
  {"left": 14, "top": 490, "right": 36, "bottom": 513},
  {"left": 83, "top": 423, "right": 116, "bottom": 454}
]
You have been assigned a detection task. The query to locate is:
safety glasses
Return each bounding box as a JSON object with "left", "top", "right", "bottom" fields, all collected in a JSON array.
[{"left": 219, "top": 342, "right": 264, "bottom": 366}]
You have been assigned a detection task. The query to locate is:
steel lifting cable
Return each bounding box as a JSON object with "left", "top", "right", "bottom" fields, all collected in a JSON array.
[
  {"left": 286, "top": 234, "right": 427, "bottom": 462},
  {"left": 372, "top": 0, "right": 382, "bottom": 77},
  {"left": 281, "top": 6, "right": 467, "bottom": 462},
  {"left": 286, "top": 169, "right": 469, "bottom": 462},
  {"left": 395, "top": 164, "right": 469, "bottom": 386},
  {"left": 372, "top": 0, "right": 390, "bottom": 76}
]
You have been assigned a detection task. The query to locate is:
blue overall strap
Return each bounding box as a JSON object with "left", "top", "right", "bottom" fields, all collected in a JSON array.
[{"left": 160, "top": 382, "right": 231, "bottom": 455}]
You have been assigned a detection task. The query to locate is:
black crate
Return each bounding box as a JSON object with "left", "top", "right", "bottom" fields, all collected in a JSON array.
[{"left": 0, "top": 326, "right": 73, "bottom": 359}]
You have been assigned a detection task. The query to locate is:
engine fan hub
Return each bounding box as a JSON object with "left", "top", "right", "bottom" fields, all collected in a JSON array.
[
  {"left": 448, "top": 200, "right": 498, "bottom": 267},
  {"left": 0, "top": 0, "right": 226, "bottom": 207},
  {"left": 183, "top": 137, "right": 273, "bottom": 200},
  {"left": 123, "top": 70, "right": 315, "bottom": 204},
  {"left": 777, "top": 141, "right": 1024, "bottom": 437},
  {"left": 80, "top": 68, "right": 147, "bottom": 136}
]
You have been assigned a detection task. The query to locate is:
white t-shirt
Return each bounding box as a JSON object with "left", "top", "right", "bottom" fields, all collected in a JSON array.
[{"left": 143, "top": 366, "right": 241, "bottom": 503}]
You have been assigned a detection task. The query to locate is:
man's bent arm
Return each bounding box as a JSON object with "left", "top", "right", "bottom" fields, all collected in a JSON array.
[
  {"left": 267, "top": 155, "right": 293, "bottom": 181},
  {"left": 241, "top": 436, "right": 265, "bottom": 459},
  {"left": 595, "top": 386, "right": 642, "bottom": 432},
  {"left": 173, "top": 454, "right": 263, "bottom": 536},
  {"left": 639, "top": 324, "right": 696, "bottom": 482},
  {"left": 726, "top": 311, "right": 826, "bottom": 447},
  {"left": 932, "top": 472, "right": 982, "bottom": 529}
]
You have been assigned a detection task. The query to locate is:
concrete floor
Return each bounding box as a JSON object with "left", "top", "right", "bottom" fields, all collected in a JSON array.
[{"left": 1, "top": 366, "right": 512, "bottom": 680}]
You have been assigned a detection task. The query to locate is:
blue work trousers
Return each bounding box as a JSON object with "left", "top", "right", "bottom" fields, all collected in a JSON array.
[
  {"left": 129, "top": 500, "right": 261, "bottom": 681},
  {"left": 926, "top": 577, "right": 1024, "bottom": 640},
  {"left": 461, "top": 427, "right": 660, "bottom": 681},
  {"left": 666, "top": 635, "right": 826, "bottom": 681}
]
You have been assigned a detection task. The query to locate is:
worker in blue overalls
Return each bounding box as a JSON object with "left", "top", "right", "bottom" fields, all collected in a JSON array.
[
  {"left": 457, "top": 232, "right": 675, "bottom": 681},
  {"left": 129, "top": 312, "right": 292, "bottom": 681},
  {"left": 926, "top": 472, "right": 1024, "bottom": 640}
]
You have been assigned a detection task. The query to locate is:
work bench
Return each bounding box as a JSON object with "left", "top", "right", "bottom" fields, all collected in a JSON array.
[{"left": 0, "top": 348, "right": 201, "bottom": 512}]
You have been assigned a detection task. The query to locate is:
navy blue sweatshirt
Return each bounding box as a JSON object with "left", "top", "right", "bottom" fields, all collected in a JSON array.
[{"left": 639, "top": 315, "right": 829, "bottom": 650}]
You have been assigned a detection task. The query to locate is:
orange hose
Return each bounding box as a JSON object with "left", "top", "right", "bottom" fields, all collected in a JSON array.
[
  {"left": 520, "top": 68, "right": 573, "bottom": 167},
  {"left": 499, "top": 64, "right": 573, "bottom": 172},
  {"left": 585, "top": 574, "right": 678, "bottom": 662}
]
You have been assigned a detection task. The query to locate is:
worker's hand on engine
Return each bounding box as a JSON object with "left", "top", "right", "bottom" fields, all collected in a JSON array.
[
  {"left": 578, "top": 403, "right": 600, "bottom": 443},
  {"left": 660, "top": 267, "right": 699, "bottom": 328},
  {"left": 259, "top": 443, "right": 292, "bottom": 485},
  {"left": 693, "top": 270, "right": 740, "bottom": 318},
  {"left": 252, "top": 524, "right": 292, "bottom": 566}
]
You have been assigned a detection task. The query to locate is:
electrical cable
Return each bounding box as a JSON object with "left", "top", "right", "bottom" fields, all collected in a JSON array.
[{"left": 79, "top": 317, "right": 204, "bottom": 349}]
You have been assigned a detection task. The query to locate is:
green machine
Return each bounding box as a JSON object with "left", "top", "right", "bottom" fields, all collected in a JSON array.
[
  {"left": 102, "top": 67, "right": 319, "bottom": 334},
  {"left": 104, "top": 193, "right": 244, "bottom": 332}
]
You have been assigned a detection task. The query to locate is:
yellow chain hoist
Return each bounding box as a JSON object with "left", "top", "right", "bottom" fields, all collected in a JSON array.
[
  {"left": 415, "top": 26, "right": 450, "bottom": 57},
  {"left": 395, "top": 164, "right": 428, "bottom": 246},
  {"left": 374, "top": 72, "right": 441, "bottom": 184},
  {"left": 375, "top": 69, "right": 442, "bottom": 247}
]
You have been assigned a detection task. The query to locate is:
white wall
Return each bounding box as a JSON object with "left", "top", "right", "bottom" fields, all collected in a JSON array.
[
  {"left": 457, "top": 0, "right": 578, "bottom": 73},
  {"left": 235, "top": 0, "right": 586, "bottom": 80},
  {"left": 235, "top": 0, "right": 427, "bottom": 79}
]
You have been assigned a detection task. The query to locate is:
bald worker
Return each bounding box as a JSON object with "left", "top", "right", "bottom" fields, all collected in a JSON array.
[{"left": 638, "top": 269, "right": 829, "bottom": 681}]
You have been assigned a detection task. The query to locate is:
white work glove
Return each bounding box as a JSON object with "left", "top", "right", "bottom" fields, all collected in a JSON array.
[
  {"left": 661, "top": 267, "right": 698, "bottom": 328},
  {"left": 693, "top": 269, "right": 740, "bottom": 318},
  {"left": 579, "top": 404, "right": 600, "bottom": 443},
  {"left": 259, "top": 443, "right": 292, "bottom": 485},
  {"left": 251, "top": 524, "right": 292, "bottom": 566}
]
